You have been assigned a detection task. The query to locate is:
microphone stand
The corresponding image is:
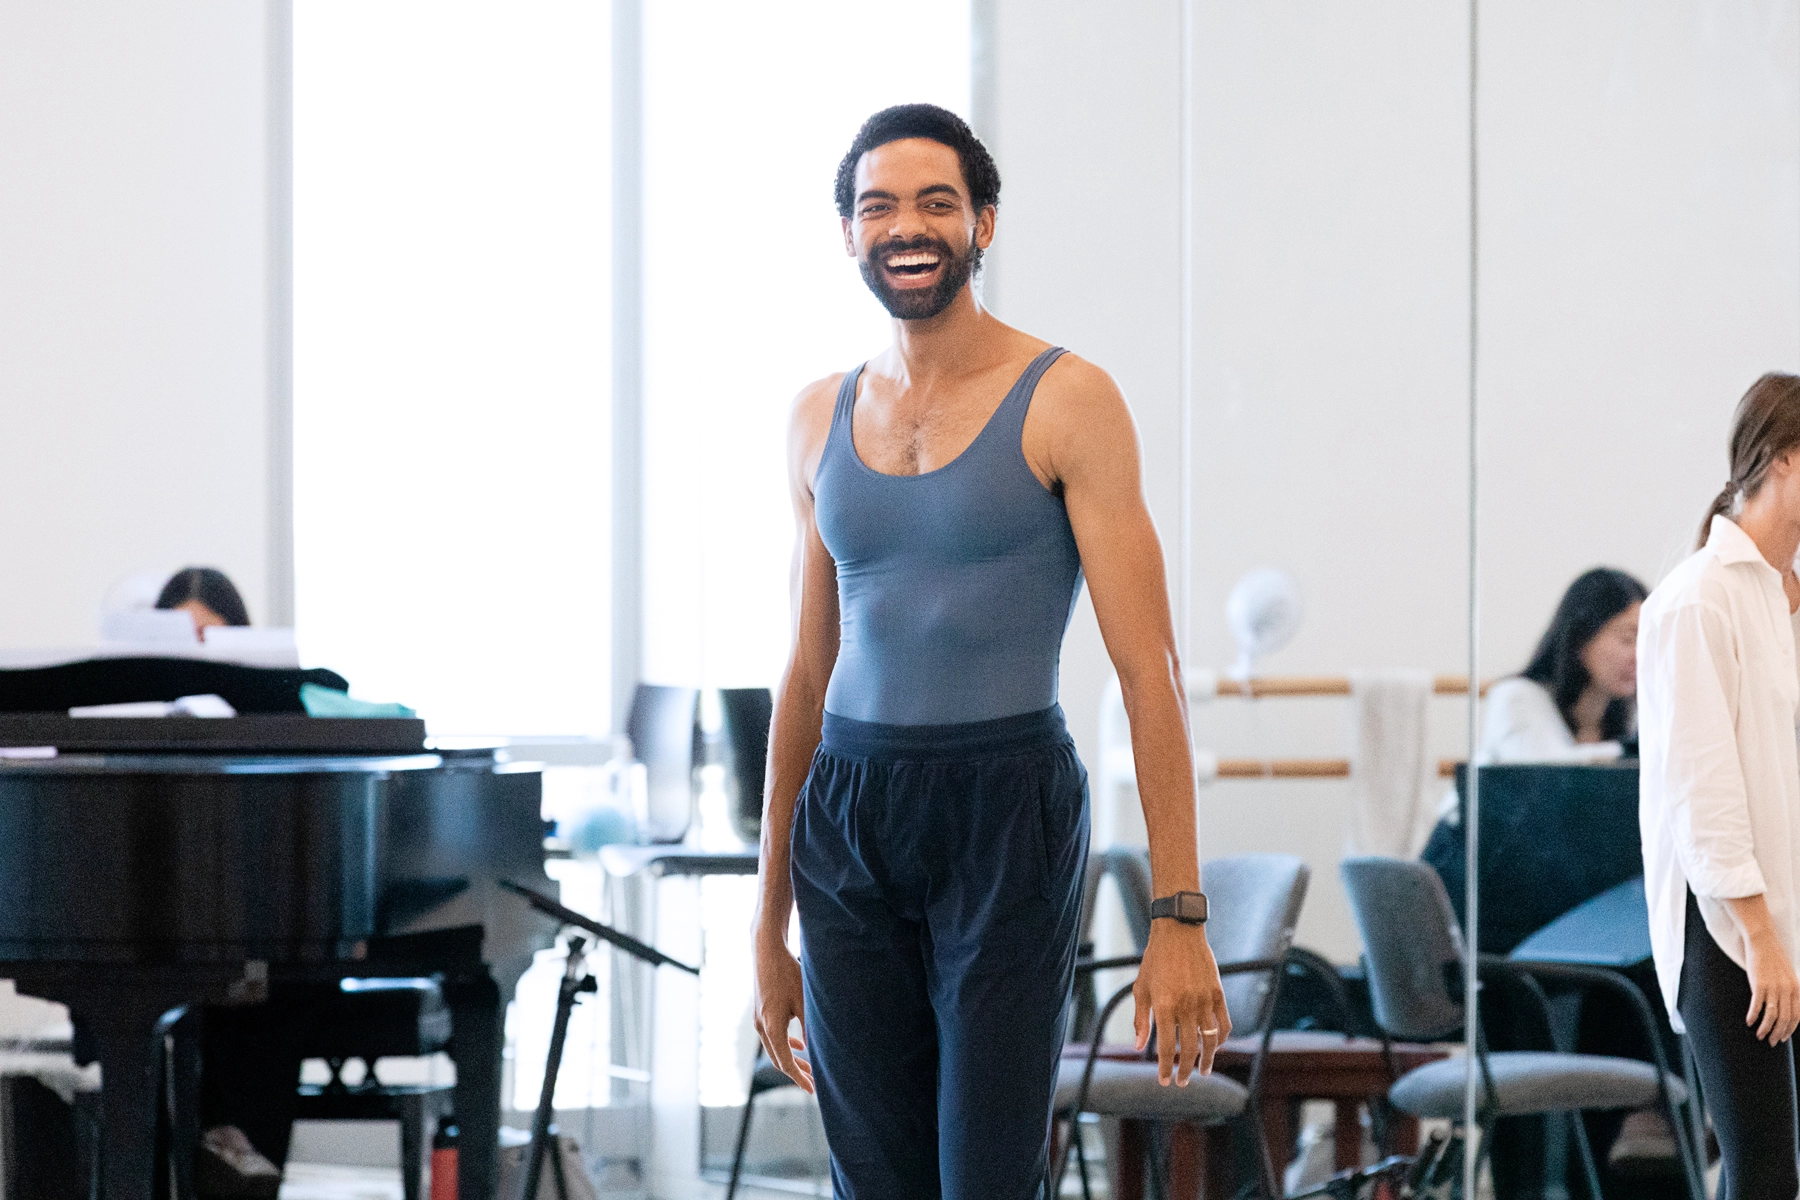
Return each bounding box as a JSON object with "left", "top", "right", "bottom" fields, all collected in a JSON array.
[{"left": 501, "top": 880, "right": 698, "bottom": 1200}]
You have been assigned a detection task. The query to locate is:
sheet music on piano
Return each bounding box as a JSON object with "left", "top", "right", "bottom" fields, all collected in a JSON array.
[{"left": 0, "top": 628, "right": 301, "bottom": 672}]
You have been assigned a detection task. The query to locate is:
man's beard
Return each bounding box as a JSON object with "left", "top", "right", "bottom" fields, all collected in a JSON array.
[{"left": 858, "top": 236, "right": 978, "bottom": 321}]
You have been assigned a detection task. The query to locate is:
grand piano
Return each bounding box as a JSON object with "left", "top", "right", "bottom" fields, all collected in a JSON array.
[{"left": 0, "top": 657, "right": 555, "bottom": 1200}]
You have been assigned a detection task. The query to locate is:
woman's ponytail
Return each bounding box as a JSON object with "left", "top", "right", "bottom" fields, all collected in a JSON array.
[
  {"left": 1701, "top": 374, "right": 1800, "bottom": 552},
  {"left": 1697, "top": 484, "right": 1737, "bottom": 551}
]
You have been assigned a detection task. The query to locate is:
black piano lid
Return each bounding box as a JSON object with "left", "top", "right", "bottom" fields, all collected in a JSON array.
[
  {"left": 0, "top": 751, "right": 442, "bottom": 775},
  {"left": 0, "top": 713, "right": 428, "bottom": 756}
]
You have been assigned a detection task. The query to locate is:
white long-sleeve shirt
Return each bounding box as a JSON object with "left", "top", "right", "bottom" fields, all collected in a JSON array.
[
  {"left": 1639, "top": 515, "right": 1800, "bottom": 1031},
  {"left": 1477, "top": 677, "right": 1624, "bottom": 766}
]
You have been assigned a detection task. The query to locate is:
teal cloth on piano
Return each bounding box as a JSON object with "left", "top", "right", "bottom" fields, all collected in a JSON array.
[{"left": 299, "top": 682, "right": 417, "bottom": 720}]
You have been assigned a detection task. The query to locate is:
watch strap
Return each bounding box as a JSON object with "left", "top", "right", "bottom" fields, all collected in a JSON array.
[{"left": 1149, "top": 891, "right": 1209, "bottom": 924}]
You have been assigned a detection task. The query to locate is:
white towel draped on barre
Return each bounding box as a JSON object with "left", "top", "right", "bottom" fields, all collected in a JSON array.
[{"left": 1345, "top": 669, "right": 1437, "bottom": 857}]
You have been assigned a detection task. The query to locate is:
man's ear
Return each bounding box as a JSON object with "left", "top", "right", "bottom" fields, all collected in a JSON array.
[
  {"left": 974, "top": 205, "right": 996, "bottom": 251},
  {"left": 842, "top": 216, "right": 856, "bottom": 258}
]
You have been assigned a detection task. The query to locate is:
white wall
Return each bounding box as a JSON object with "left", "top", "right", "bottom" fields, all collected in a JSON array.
[
  {"left": 994, "top": 0, "right": 1800, "bottom": 962},
  {"left": 0, "top": 1, "right": 279, "bottom": 646},
  {"left": 1477, "top": 1, "right": 1800, "bottom": 665},
  {"left": 991, "top": 0, "right": 1473, "bottom": 958}
]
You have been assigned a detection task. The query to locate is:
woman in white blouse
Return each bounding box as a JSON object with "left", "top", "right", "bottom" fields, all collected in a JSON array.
[
  {"left": 1640, "top": 372, "right": 1800, "bottom": 1200},
  {"left": 1479, "top": 568, "right": 1647, "bottom": 765},
  {"left": 1457, "top": 569, "right": 1657, "bottom": 1192}
]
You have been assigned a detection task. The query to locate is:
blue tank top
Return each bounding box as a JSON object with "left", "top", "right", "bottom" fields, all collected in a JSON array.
[{"left": 814, "top": 347, "right": 1085, "bottom": 725}]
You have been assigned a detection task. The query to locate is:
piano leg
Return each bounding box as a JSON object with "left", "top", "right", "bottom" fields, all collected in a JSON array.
[
  {"left": 70, "top": 986, "right": 198, "bottom": 1200},
  {"left": 445, "top": 969, "right": 503, "bottom": 1200}
]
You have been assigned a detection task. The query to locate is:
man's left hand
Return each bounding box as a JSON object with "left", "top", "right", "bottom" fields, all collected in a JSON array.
[{"left": 1132, "top": 919, "right": 1229, "bottom": 1085}]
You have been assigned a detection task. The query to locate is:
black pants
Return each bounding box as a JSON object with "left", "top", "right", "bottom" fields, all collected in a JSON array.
[
  {"left": 1679, "top": 892, "right": 1799, "bottom": 1200},
  {"left": 790, "top": 706, "right": 1089, "bottom": 1200}
]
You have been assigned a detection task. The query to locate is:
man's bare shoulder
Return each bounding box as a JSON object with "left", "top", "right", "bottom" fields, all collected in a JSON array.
[
  {"left": 793, "top": 373, "right": 844, "bottom": 419},
  {"left": 788, "top": 373, "right": 845, "bottom": 488},
  {"left": 1019, "top": 350, "right": 1139, "bottom": 490},
  {"left": 1032, "top": 351, "right": 1132, "bottom": 427},
  {"left": 790, "top": 372, "right": 842, "bottom": 438}
]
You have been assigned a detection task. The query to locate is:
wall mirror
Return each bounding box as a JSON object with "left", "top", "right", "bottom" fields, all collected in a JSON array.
[
  {"left": 1034, "top": 3, "right": 1481, "bottom": 1192},
  {"left": 1472, "top": 4, "right": 1797, "bottom": 1198}
]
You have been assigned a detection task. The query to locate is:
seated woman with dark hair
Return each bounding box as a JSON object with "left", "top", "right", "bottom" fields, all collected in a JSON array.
[
  {"left": 1480, "top": 566, "right": 1647, "bottom": 764},
  {"left": 155, "top": 567, "right": 250, "bottom": 640},
  {"left": 1436, "top": 567, "right": 1678, "bottom": 1195}
]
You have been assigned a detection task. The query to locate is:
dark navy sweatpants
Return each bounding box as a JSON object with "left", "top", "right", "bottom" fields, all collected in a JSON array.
[{"left": 790, "top": 705, "right": 1090, "bottom": 1200}]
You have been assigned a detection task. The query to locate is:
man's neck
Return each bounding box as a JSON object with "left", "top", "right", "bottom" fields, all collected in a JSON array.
[{"left": 884, "top": 285, "right": 1008, "bottom": 387}]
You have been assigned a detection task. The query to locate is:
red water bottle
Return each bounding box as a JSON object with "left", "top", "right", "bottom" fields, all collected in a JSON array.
[{"left": 430, "top": 1117, "right": 458, "bottom": 1200}]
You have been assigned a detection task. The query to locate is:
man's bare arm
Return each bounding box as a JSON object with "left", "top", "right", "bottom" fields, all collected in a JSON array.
[
  {"left": 751, "top": 376, "right": 842, "bottom": 1093},
  {"left": 1032, "top": 355, "right": 1226, "bottom": 1086}
]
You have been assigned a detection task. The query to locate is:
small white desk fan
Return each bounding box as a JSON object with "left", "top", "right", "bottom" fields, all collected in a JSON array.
[{"left": 1225, "top": 568, "right": 1304, "bottom": 680}]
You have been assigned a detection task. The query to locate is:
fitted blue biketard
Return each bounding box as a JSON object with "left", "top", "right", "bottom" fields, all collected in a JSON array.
[
  {"left": 796, "top": 346, "right": 1093, "bottom": 1199},
  {"left": 812, "top": 346, "right": 1085, "bottom": 725}
]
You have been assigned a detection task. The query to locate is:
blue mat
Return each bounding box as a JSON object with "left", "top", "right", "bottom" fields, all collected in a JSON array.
[{"left": 1509, "top": 876, "right": 1652, "bottom": 967}]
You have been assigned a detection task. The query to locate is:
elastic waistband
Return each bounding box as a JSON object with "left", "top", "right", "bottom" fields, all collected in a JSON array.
[{"left": 820, "top": 705, "right": 1069, "bottom": 763}]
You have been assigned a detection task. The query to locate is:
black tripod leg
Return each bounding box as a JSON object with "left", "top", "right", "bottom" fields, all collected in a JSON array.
[
  {"left": 726, "top": 1088, "right": 757, "bottom": 1199},
  {"left": 548, "top": 1134, "right": 570, "bottom": 1200},
  {"left": 523, "top": 965, "right": 593, "bottom": 1200}
]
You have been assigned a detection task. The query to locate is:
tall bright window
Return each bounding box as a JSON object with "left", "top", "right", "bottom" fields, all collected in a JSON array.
[
  {"left": 635, "top": 0, "right": 972, "bottom": 1113},
  {"left": 294, "top": 3, "right": 612, "bottom": 736},
  {"left": 639, "top": 0, "right": 973, "bottom": 692}
]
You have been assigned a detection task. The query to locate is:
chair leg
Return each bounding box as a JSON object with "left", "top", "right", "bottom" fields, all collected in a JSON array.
[
  {"left": 726, "top": 1086, "right": 759, "bottom": 1200},
  {"left": 1048, "top": 1114, "right": 1078, "bottom": 1200},
  {"left": 1679, "top": 1038, "right": 1708, "bottom": 1200},
  {"left": 1074, "top": 1119, "right": 1095, "bottom": 1200},
  {"left": 399, "top": 1094, "right": 423, "bottom": 1200},
  {"left": 1469, "top": 1117, "right": 1496, "bottom": 1200},
  {"left": 1146, "top": 1122, "right": 1172, "bottom": 1200},
  {"left": 1666, "top": 1094, "right": 1705, "bottom": 1200},
  {"left": 1568, "top": 1111, "right": 1604, "bottom": 1200}
]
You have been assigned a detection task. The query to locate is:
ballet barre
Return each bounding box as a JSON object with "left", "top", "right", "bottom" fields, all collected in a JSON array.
[
  {"left": 1208, "top": 675, "right": 1484, "bottom": 698},
  {"left": 1209, "top": 757, "right": 1461, "bottom": 780},
  {"left": 1104, "top": 672, "right": 1486, "bottom": 787},
  {"left": 1192, "top": 673, "right": 1486, "bottom": 781}
]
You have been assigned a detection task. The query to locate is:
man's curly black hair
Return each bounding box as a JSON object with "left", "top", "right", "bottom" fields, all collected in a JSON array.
[{"left": 834, "top": 104, "right": 1000, "bottom": 219}]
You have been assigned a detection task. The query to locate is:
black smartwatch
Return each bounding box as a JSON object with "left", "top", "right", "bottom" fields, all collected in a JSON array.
[{"left": 1149, "top": 891, "right": 1208, "bottom": 925}]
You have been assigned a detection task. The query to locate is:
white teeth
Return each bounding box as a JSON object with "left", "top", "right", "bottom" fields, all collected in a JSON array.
[{"left": 885, "top": 252, "right": 941, "bottom": 269}]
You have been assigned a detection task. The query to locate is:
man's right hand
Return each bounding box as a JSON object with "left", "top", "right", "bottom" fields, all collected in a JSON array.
[{"left": 753, "top": 929, "right": 814, "bottom": 1093}]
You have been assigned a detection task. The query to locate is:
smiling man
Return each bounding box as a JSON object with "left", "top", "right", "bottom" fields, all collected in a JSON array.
[{"left": 751, "top": 104, "right": 1227, "bottom": 1199}]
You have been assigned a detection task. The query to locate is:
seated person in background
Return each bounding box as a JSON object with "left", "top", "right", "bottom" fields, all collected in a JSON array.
[
  {"left": 1479, "top": 566, "right": 1647, "bottom": 764},
  {"left": 1445, "top": 567, "right": 1676, "bottom": 1195},
  {"left": 155, "top": 567, "right": 250, "bottom": 641}
]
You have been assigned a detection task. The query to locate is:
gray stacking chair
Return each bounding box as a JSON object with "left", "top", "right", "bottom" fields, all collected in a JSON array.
[
  {"left": 624, "top": 684, "right": 700, "bottom": 842},
  {"left": 1070, "top": 848, "right": 1155, "bottom": 1043},
  {"left": 1054, "top": 853, "right": 1311, "bottom": 1200},
  {"left": 724, "top": 1054, "right": 799, "bottom": 1199},
  {"left": 1340, "top": 857, "right": 1702, "bottom": 1200}
]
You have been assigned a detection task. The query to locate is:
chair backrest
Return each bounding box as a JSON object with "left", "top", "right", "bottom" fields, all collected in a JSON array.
[
  {"left": 718, "top": 687, "right": 773, "bottom": 841},
  {"left": 1080, "top": 847, "right": 1154, "bottom": 951},
  {"left": 1340, "top": 856, "right": 1467, "bottom": 1042},
  {"left": 1202, "top": 853, "right": 1310, "bottom": 1034},
  {"left": 626, "top": 684, "right": 700, "bottom": 843}
]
